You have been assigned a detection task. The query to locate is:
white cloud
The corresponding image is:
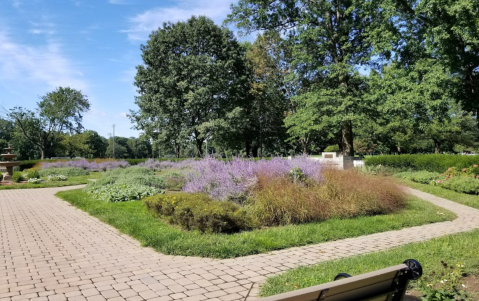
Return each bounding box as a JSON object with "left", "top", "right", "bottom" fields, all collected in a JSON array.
[
  {"left": 29, "top": 29, "right": 55, "bottom": 35},
  {"left": 123, "top": 0, "right": 234, "bottom": 41},
  {"left": 0, "top": 30, "right": 87, "bottom": 91},
  {"left": 109, "top": 0, "right": 129, "bottom": 4},
  {"left": 11, "top": 0, "right": 21, "bottom": 8}
]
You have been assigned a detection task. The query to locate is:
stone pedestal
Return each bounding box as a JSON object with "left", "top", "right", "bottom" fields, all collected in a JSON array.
[{"left": 337, "top": 156, "right": 355, "bottom": 170}]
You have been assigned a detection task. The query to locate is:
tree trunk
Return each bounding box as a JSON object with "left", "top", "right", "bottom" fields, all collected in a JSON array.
[
  {"left": 341, "top": 121, "right": 354, "bottom": 157},
  {"left": 252, "top": 145, "right": 259, "bottom": 158},
  {"left": 301, "top": 138, "right": 308, "bottom": 155},
  {"left": 245, "top": 140, "right": 251, "bottom": 157},
  {"left": 196, "top": 139, "right": 203, "bottom": 157},
  {"left": 40, "top": 148, "right": 45, "bottom": 160},
  {"left": 397, "top": 145, "right": 402, "bottom": 155},
  {"left": 175, "top": 143, "right": 180, "bottom": 158},
  {"left": 433, "top": 139, "right": 441, "bottom": 154}
]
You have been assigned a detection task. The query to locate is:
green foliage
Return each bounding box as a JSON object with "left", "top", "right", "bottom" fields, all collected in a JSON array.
[
  {"left": 324, "top": 145, "right": 339, "bottom": 152},
  {"left": 144, "top": 193, "right": 253, "bottom": 233},
  {"left": 27, "top": 178, "right": 42, "bottom": 184},
  {"left": 86, "top": 166, "right": 163, "bottom": 190},
  {"left": 365, "top": 155, "right": 479, "bottom": 173},
  {"left": 124, "top": 158, "right": 148, "bottom": 165},
  {"left": 259, "top": 229, "right": 479, "bottom": 297},
  {"left": 396, "top": 171, "right": 441, "bottom": 185},
  {"left": 19, "top": 160, "right": 45, "bottom": 171},
  {"left": 417, "top": 262, "right": 471, "bottom": 301},
  {"left": 12, "top": 171, "right": 25, "bottom": 183},
  {"left": 440, "top": 177, "right": 479, "bottom": 195},
  {"left": 288, "top": 166, "right": 305, "bottom": 183},
  {"left": 38, "top": 168, "right": 89, "bottom": 177},
  {"left": 159, "top": 172, "right": 185, "bottom": 191},
  {"left": 9, "top": 87, "right": 90, "bottom": 159},
  {"left": 86, "top": 183, "right": 162, "bottom": 202},
  {"left": 47, "top": 175, "right": 67, "bottom": 181},
  {"left": 26, "top": 170, "right": 40, "bottom": 179},
  {"left": 131, "top": 15, "right": 250, "bottom": 157}
]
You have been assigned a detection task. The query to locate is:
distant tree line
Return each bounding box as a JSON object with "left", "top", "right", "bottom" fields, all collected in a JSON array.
[{"left": 131, "top": 1, "right": 479, "bottom": 157}]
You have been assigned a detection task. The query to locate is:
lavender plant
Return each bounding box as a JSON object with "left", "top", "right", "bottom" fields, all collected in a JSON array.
[
  {"left": 41, "top": 159, "right": 129, "bottom": 171},
  {"left": 183, "top": 157, "right": 322, "bottom": 202}
]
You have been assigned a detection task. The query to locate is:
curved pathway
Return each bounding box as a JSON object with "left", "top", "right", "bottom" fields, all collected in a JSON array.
[{"left": 1, "top": 186, "right": 479, "bottom": 301}]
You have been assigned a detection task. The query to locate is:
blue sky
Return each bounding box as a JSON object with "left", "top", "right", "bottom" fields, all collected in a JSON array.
[{"left": 0, "top": 0, "right": 239, "bottom": 138}]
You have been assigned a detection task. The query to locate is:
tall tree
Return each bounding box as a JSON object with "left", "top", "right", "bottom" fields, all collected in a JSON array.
[
  {"left": 383, "top": 0, "right": 479, "bottom": 114},
  {"left": 9, "top": 87, "right": 90, "bottom": 159},
  {"left": 227, "top": 0, "right": 383, "bottom": 156},
  {"left": 131, "top": 16, "right": 249, "bottom": 157}
]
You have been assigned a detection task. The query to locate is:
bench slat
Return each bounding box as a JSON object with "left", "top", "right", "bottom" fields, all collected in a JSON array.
[{"left": 259, "top": 264, "right": 408, "bottom": 301}]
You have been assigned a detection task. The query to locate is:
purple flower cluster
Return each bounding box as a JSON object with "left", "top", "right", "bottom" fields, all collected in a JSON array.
[
  {"left": 41, "top": 159, "right": 130, "bottom": 171},
  {"left": 183, "top": 157, "right": 322, "bottom": 201},
  {"left": 183, "top": 158, "right": 257, "bottom": 201},
  {"left": 137, "top": 159, "right": 195, "bottom": 171}
]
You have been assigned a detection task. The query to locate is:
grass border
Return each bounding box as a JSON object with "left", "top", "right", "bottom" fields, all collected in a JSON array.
[{"left": 56, "top": 189, "right": 455, "bottom": 258}]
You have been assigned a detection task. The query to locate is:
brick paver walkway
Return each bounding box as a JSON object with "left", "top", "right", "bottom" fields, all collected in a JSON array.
[{"left": 1, "top": 186, "right": 479, "bottom": 301}]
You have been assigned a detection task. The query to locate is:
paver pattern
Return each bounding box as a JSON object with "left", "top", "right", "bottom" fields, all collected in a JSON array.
[{"left": 1, "top": 186, "right": 479, "bottom": 301}]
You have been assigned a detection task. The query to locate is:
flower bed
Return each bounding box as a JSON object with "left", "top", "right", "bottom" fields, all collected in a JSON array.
[{"left": 397, "top": 165, "right": 479, "bottom": 195}]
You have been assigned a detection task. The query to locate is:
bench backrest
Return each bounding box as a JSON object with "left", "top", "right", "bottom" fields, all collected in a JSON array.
[{"left": 259, "top": 262, "right": 421, "bottom": 301}]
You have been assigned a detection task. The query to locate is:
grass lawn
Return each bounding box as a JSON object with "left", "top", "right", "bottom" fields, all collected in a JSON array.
[
  {"left": 0, "top": 172, "right": 102, "bottom": 190},
  {"left": 397, "top": 178, "right": 479, "bottom": 210},
  {"left": 259, "top": 229, "right": 479, "bottom": 297},
  {"left": 56, "top": 189, "right": 455, "bottom": 258}
]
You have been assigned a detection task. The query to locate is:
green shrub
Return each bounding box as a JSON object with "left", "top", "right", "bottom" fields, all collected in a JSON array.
[
  {"left": 115, "top": 175, "right": 164, "bottom": 189},
  {"left": 324, "top": 145, "right": 340, "bottom": 152},
  {"left": 440, "top": 176, "right": 479, "bottom": 195},
  {"left": 85, "top": 184, "right": 162, "bottom": 202},
  {"left": 159, "top": 172, "right": 185, "bottom": 190},
  {"left": 38, "top": 167, "right": 89, "bottom": 177},
  {"left": 395, "top": 171, "right": 441, "bottom": 184},
  {"left": 19, "top": 160, "right": 43, "bottom": 171},
  {"left": 26, "top": 170, "right": 40, "bottom": 179},
  {"left": 124, "top": 158, "right": 148, "bottom": 165},
  {"left": 103, "top": 166, "right": 154, "bottom": 177},
  {"left": 364, "top": 154, "right": 479, "bottom": 173},
  {"left": 144, "top": 193, "right": 253, "bottom": 233},
  {"left": 12, "top": 171, "right": 25, "bottom": 183},
  {"left": 86, "top": 166, "right": 163, "bottom": 191}
]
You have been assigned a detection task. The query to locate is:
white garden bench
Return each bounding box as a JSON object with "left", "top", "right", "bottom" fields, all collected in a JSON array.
[{"left": 259, "top": 259, "right": 422, "bottom": 301}]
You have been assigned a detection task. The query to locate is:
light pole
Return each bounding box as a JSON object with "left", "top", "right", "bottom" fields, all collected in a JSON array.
[{"left": 112, "top": 124, "right": 115, "bottom": 159}]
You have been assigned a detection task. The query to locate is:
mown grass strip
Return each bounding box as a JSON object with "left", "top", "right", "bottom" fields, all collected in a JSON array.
[
  {"left": 56, "top": 190, "right": 455, "bottom": 258},
  {"left": 0, "top": 176, "right": 91, "bottom": 190},
  {"left": 259, "top": 229, "right": 479, "bottom": 296},
  {"left": 397, "top": 178, "right": 479, "bottom": 210}
]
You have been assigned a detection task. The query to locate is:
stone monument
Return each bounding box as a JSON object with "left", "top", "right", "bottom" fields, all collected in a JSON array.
[{"left": 0, "top": 147, "right": 20, "bottom": 183}]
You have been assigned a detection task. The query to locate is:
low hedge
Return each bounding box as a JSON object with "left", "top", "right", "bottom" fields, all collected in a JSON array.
[
  {"left": 144, "top": 193, "right": 253, "bottom": 233},
  {"left": 365, "top": 155, "right": 479, "bottom": 172}
]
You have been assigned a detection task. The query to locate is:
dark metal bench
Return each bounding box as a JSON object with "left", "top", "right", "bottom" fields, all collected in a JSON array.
[{"left": 259, "top": 259, "right": 423, "bottom": 301}]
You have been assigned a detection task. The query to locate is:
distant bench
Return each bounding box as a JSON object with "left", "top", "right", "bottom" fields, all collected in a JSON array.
[{"left": 259, "top": 259, "right": 422, "bottom": 301}]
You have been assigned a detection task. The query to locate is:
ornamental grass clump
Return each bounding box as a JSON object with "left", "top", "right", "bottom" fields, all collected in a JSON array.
[{"left": 248, "top": 169, "right": 405, "bottom": 226}]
